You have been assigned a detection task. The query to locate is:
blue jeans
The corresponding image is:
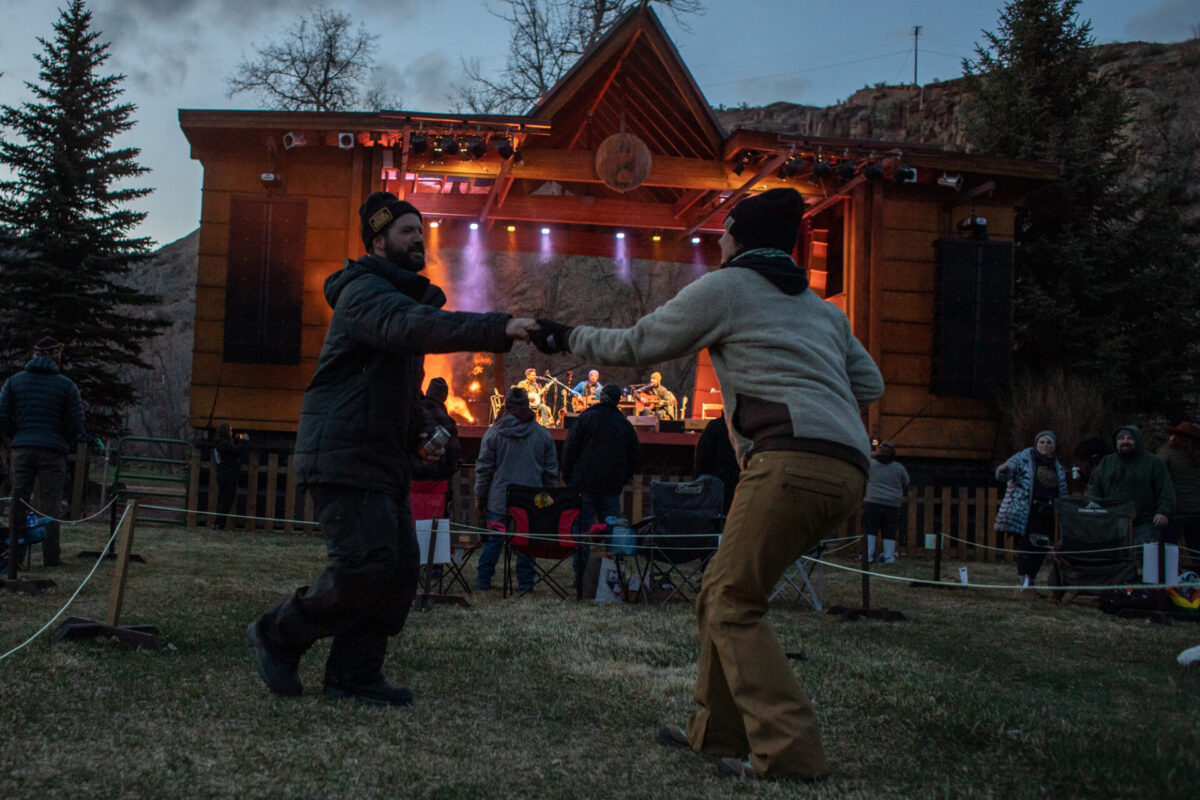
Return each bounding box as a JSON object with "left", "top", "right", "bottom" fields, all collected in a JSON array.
[
  {"left": 475, "top": 512, "right": 537, "bottom": 591},
  {"left": 574, "top": 493, "right": 622, "bottom": 585}
]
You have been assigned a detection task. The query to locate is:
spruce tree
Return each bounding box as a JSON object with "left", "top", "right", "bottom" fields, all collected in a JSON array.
[
  {"left": 0, "top": 0, "right": 168, "bottom": 436},
  {"left": 963, "top": 0, "right": 1200, "bottom": 419}
]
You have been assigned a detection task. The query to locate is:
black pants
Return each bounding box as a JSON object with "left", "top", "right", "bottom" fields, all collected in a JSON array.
[
  {"left": 254, "top": 486, "right": 419, "bottom": 686},
  {"left": 213, "top": 472, "right": 238, "bottom": 530},
  {"left": 10, "top": 446, "right": 67, "bottom": 565},
  {"left": 1015, "top": 504, "right": 1055, "bottom": 582}
]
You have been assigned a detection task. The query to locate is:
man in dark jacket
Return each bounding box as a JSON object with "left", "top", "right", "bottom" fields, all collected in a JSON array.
[
  {"left": 211, "top": 422, "right": 249, "bottom": 531},
  {"left": 1088, "top": 424, "right": 1175, "bottom": 545},
  {"left": 248, "top": 192, "right": 535, "bottom": 706},
  {"left": 411, "top": 377, "right": 462, "bottom": 484},
  {"left": 473, "top": 386, "right": 559, "bottom": 592},
  {"left": 694, "top": 412, "right": 739, "bottom": 515},
  {"left": 0, "top": 336, "right": 84, "bottom": 568},
  {"left": 561, "top": 383, "right": 640, "bottom": 586}
]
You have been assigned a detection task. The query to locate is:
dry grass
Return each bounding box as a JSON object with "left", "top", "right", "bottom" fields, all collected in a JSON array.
[{"left": 2, "top": 522, "right": 1198, "bottom": 799}]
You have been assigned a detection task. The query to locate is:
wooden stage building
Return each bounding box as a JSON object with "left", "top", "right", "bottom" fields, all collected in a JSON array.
[{"left": 179, "top": 6, "right": 1053, "bottom": 467}]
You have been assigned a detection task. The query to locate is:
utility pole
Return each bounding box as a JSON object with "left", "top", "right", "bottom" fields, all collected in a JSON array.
[{"left": 912, "top": 25, "right": 921, "bottom": 86}]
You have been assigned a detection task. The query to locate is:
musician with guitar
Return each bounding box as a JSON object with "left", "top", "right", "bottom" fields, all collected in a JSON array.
[
  {"left": 571, "top": 369, "right": 603, "bottom": 411},
  {"left": 633, "top": 371, "right": 678, "bottom": 420}
]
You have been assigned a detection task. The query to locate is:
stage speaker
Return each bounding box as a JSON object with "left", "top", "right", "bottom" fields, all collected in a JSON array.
[
  {"left": 931, "top": 239, "right": 1012, "bottom": 397},
  {"left": 659, "top": 420, "right": 685, "bottom": 433},
  {"left": 564, "top": 413, "right": 580, "bottom": 430}
]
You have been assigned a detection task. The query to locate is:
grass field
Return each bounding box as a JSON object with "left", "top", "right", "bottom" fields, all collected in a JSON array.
[{"left": 2, "top": 520, "right": 1198, "bottom": 799}]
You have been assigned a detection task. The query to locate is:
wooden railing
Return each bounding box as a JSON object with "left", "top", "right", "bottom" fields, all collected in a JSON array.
[{"left": 53, "top": 447, "right": 1010, "bottom": 562}]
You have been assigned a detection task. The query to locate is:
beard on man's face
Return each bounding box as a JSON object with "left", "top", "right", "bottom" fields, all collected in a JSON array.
[{"left": 385, "top": 240, "right": 425, "bottom": 272}]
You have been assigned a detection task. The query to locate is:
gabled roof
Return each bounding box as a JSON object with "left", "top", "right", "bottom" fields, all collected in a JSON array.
[{"left": 529, "top": 5, "right": 725, "bottom": 159}]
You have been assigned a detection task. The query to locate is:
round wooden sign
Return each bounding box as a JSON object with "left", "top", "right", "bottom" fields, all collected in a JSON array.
[{"left": 595, "top": 132, "right": 652, "bottom": 192}]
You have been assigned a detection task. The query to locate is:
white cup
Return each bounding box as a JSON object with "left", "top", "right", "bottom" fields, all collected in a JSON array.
[{"left": 958, "top": 566, "right": 969, "bottom": 585}]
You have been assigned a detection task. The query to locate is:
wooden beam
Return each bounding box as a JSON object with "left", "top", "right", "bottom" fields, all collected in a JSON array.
[
  {"left": 682, "top": 152, "right": 789, "bottom": 236},
  {"left": 479, "top": 156, "right": 514, "bottom": 226},
  {"left": 567, "top": 29, "right": 643, "bottom": 151},
  {"left": 672, "top": 189, "right": 710, "bottom": 219}
]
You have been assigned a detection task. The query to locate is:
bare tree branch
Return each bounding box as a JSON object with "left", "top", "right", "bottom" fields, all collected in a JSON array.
[{"left": 226, "top": 6, "right": 381, "bottom": 112}]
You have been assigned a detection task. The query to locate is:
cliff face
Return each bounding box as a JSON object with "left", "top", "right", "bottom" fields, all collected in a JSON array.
[{"left": 714, "top": 40, "right": 1200, "bottom": 161}]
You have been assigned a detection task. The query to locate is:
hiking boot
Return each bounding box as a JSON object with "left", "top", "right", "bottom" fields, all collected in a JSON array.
[
  {"left": 324, "top": 679, "right": 414, "bottom": 707},
  {"left": 657, "top": 724, "right": 690, "bottom": 749},
  {"left": 716, "top": 757, "right": 759, "bottom": 779},
  {"left": 246, "top": 620, "right": 302, "bottom": 697}
]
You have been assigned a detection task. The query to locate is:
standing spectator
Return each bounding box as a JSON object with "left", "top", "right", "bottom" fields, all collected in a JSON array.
[
  {"left": 411, "top": 378, "right": 462, "bottom": 485},
  {"left": 532, "top": 187, "right": 883, "bottom": 781},
  {"left": 1089, "top": 425, "right": 1175, "bottom": 545},
  {"left": 1158, "top": 421, "right": 1200, "bottom": 569},
  {"left": 561, "top": 383, "right": 641, "bottom": 588},
  {"left": 861, "top": 441, "right": 909, "bottom": 564},
  {"left": 694, "top": 412, "right": 739, "bottom": 515},
  {"left": 0, "top": 336, "right": 84, "bottom": 568},
  {"left": 247, "top": 192, "right": 534, "bottom": 706},
  {"left": 211, "top": 422, "right": 249, "bottom": 531},
  {"left": 995, "top": 431, "right": 1069, "bottom": 597},
  {"left": 474, "top": 387, "right": 559, "bottom": 592}
]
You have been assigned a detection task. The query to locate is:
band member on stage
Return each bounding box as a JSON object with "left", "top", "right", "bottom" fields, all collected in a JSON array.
[
  {"left": 516, "top": 368, "right": 542, "bottom": 397},
  {"left": 647, "top": 372, "right": 678, "bottom": 420},
  {"left": 528, "top": 391, "right": 554, "bottom": 427},
  {"left": 572, "top": 369, "right": 602, "bottom": 400}
]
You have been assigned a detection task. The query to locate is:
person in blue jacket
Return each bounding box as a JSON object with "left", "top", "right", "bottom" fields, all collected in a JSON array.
[{"left": 995, "top": 430, "right": 1070, "bottom": 598}]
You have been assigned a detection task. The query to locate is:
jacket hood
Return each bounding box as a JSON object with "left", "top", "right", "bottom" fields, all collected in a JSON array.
[
  {"left": 721, "top": 248, "right": 809, "bottom": 295},
  {"left": 324, "top": 254, "right": 444, "bottom": 308},
  {"left": 25, "top": 355, "right": 61, "bottom": 374},
  {"left": 1113, "top": 424, "right": 1144, "bottom": 455},
  {"left": 493, "top": 413, "right": 541, "bottom": 439}
]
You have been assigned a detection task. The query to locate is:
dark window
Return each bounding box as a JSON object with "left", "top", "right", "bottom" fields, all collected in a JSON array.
[
  {"left": 223, "top": 196, "right": 306, "bottom": 364},
  {"left": 931, "top": 239, "right": 1013, "bottom": 397}
]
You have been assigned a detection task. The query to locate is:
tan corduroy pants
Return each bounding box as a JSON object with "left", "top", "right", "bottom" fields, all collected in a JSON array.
[{"left": 685, "top": 450, "right": 865, "bottom": 779}]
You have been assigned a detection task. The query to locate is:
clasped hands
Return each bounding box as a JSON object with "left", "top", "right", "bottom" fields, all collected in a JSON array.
[{"left": 505, "top": 317, "right": 574, "bottom": 354}]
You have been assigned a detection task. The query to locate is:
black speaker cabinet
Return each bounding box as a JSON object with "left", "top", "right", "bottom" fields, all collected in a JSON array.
[{"left": 931, "top": 239, "right": 1013, "bottom": 397}]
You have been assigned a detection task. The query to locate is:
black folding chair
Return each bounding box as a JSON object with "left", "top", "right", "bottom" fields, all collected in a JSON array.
[
  {"left": 1049, "top": 497, "right": 1138, "bottom": 603},
  {"left": 632, "top": 476, "right": 724, "bottom": 605},
  {"left": 503, "top": 485, "right": 582, "bottom": 599}
]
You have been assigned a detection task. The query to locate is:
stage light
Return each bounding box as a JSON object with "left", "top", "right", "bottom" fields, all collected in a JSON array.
[
  {"left": 651, "top": 233, "right": 662, "bottom": 242},
  {"left": 469, "top": 222, "right": 479, "bottom": 231},
  {"left": 863, "top": 162, "right": 884, "bottom": 182},
  {"left": 440, "top": 136, "right": 459, "bottom": 156},
  {"left": 429, "top": 220, "right": 439, "bottom": 229},
  {"left": 732, "top": 151, "right": 750, "bottom": 176},
  {"left": 495, "top": 138, "right": 516, "bottom": 160},
  {"left": 337, "top": 132, "right": 354, "bottom": 150},
  {"left": 260, "top": 172, "right": 283, "bottom": 191},
  {"left": 282, "top": 131, "right": 305, "bottom": 150},
  {"left": 893, "top": 163, "right": 917, "bottom": 183},
  {"left": 810, "top": 159, "right": 832, "bottom": 183},
  {"left": 836, "top": 160, "right": 858, "bottom": 181},
  {"left": 410, "top": 132, "right": 427, "bottom": 155},
  {"left": 467, "top": 136, "right": 486, "bottom": 160},
  {"left": 540, "top": 227, "right": 550, "bottom": 235},
  {"left": 506, "top": 225, "right": 516, "bottom": 233},
  {"left": 691, "top": 236, "right": 701, "bottom": 244},
  {"left": 937, "top": 173, "right": 963, "bottom": 191},
  {"left": 615, "top": 231, "right": 625, "bottom": 239},
  {"left": 776, "top": 157, "right": 801, "bottom": 180}
]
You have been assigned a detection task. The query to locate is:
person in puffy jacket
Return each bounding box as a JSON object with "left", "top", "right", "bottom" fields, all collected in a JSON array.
[
  {"left": 0, "top": 336, "right": 84, "bottom": 568},
  {"left": 995, "top": 431, "right": 1069, "bottom": 597}
]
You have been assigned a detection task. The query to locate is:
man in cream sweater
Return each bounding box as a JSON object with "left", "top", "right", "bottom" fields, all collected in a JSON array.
[{"left": 531, "top": 188, "right": 884, "bottom": 781}]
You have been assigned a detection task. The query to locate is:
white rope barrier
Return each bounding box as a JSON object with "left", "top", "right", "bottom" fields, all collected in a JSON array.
[
  {"left": 19, "top": 495, "right": 119, "bottom": 524},
  {"left": 0, "top": 504, "right": 132, "bottom": 663}
]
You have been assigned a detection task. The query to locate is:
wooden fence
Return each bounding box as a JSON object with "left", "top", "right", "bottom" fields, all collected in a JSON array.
[{"left": 53, "top": 445, "right": 1009, "bottom": 562}]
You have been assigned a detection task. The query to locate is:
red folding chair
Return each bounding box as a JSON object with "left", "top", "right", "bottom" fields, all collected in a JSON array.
[{"left": 503, "top": 485, "right": 582, "bottom": 599}]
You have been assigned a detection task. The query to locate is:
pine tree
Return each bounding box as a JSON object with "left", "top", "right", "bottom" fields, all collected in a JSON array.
[
  {"left": 0, "top": 0, "right": 168, "bottom": 436},
  {"left": 963, "top": 0, "right": 1200, "bottom": 419}
]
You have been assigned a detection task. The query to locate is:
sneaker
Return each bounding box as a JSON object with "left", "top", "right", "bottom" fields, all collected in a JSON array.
[
  {"left": 324, "top": 679, "right": 414, "bottom": 707},
  {"left": 716, "top": 757, "right": 759, "bottom": 779},
  {"left": 657, "top": 724, "right": 690, "bottom": 749},
  {"left": 246, "top": 620, "right": 302, "bottom": 697}
]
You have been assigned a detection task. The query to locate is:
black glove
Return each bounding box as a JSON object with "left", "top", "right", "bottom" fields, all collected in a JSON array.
[{"left": 531, "top": 318, "right": 574, "bottom": 354}]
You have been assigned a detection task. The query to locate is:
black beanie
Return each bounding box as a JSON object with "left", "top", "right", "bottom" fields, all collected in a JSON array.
[
  {"left": 506, "top": 386, "right": 528, "bottom": 409},
  {"left": 727, "top": 187, "right": 805, "bottom": 253},
  {"left": 600, "top": 383, "right": 622, "bottom": 405},
  {"left": 360, "top": 191, "right": 421, "bottom": 250},
  {"left": 426, "top": 377, "right": 449, "bottom": 403}
]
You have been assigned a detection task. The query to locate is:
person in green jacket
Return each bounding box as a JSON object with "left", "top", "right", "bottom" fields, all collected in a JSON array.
[
  {"left": 1088, "top": 425, "right": 1175, "bottom": 545},
  {"left": 1157, "top": 421, "right": 1200, "bottom": 569}
]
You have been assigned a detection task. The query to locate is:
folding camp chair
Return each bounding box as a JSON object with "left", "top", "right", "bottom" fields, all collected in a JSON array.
[
  {"left": 632, "top": 476, "right": 724, "bottom": 605},
  {"left": 770, "top": 539, "right": 829, "bottom": 610},
  {"left": 503, "top": 485, "right": 582, "bottom": 599},
  {"left": 1049, "top": 497, "right": 1138, "bottom": 603},
  {"left": 410, "top": 480, "right": 468, "bottom": 608}
]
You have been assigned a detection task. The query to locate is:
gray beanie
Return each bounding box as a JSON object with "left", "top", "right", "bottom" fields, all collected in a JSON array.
[{"left": 1034, "top": 430, "right": 1056, "bottom": 447}]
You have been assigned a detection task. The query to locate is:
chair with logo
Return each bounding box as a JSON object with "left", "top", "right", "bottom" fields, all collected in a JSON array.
[
  {"left": 631, "top": 476, "right": 725, "bottom": 605},
  {"left": 1048, "top": 497, "right": 1137, "bottom": 603},
  {"left": 502, "top": 485, "right": 582, "bottom": 599}
]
